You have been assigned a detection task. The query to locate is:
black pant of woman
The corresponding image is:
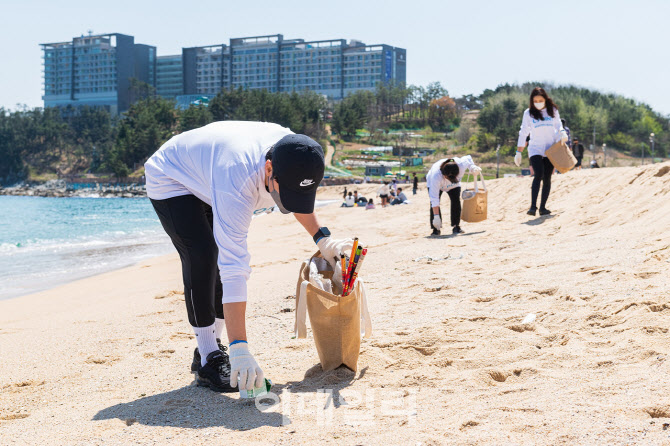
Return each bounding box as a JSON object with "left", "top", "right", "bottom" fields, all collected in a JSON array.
[
  {"left": 150, "top": 194, "right": 223, "bottom": 328},
  {"left": 428, "top": 187, "right": 461, "bottom": 232},
  {"left": 529, "top": 155, "right": 554, "bottom": 213}
]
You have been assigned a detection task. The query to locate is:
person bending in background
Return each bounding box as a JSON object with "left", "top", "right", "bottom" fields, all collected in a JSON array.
[
  {"left": 514, "top": 87, "right": 568, "bottom": 216},
  {"left": 426, "top": 156, "right": 481, "bottom": 236}
]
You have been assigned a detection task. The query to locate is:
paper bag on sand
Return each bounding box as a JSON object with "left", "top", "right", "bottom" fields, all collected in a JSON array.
[
  {"left": 461, "top": 171, "right": 488, "bottom": 223},
  {"left": 294, "top": 251, "right": 372, "bottom": 372},
  {"left": 546, "top": 141, "right": 577, "bottom": 174}
]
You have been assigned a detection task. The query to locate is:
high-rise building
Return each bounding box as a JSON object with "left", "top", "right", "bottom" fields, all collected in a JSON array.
[
  {"left": 177, "top": 34, "right": 406, "bottom": 100},
  {"left": 156, "top": 55, "right": 183, "bottom": 98},
  {"left": 41, "top": 33, "right": 156, "bottom": 115},
  {"left": 42, "top": 33, "right": 405, "bottom": 112}
]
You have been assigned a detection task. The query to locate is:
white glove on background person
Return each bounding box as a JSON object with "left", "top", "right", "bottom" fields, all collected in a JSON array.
[
  {"left": 317, "top": 237, "right": 354, "bottom": 287},
  {"left": 229, "top": 343, "right": 264, "bottom": 390},
  {"left": 432, "top": 215, "right": 442, "bottom": 230},
  {"left": 560, "top": 130, "right": 569, "bottom": 143},
  {"left": 514, "top": 151, "right": 522, "bottom": 167}
]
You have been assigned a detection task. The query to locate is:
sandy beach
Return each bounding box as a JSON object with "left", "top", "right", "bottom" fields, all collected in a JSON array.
[{"left": 2, "top": 163, "right": 670, "bottom": 445}]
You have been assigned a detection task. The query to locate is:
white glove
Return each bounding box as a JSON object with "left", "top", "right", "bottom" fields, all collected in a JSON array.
[
  {"left": 514, "top": 151, "right": 522, "bottom": 167},
  {"left": 471, "top": 165, "right": 482, "bottom": 173},
  {"left": 560, "top": 130, "right": 568, "bottom": 143},
  {"left": 316, "top": 237, "right": 354, "bottom": 287},
  {"left": 229, "top": 343, "right": 264, "bottom": 390},
  {"left": 432, "top": 215, "right": 442, "bottom": 230}
]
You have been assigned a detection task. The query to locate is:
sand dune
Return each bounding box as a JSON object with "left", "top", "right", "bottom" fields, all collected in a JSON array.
[{"left": 1, "top": 162, "right": 669, "bottom": 445}]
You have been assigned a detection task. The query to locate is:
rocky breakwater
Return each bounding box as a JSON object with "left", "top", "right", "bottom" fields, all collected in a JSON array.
[{"left": 0, "top": 180, "right": 147, "bottom": 198}]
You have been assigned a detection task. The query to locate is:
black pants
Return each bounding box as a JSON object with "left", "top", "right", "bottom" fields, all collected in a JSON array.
[
  {"left": 150, "top": 194, "right": 223, "bottom": 328},
  {"left": 428, "top": 187, "right": 461, "bottom": 230},
  {"left": 530, "top": 155, "right": 554, "bottom": 210}
]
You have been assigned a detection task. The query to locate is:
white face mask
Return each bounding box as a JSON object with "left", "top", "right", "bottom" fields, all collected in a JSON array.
[{"left": 534, "top": 101, "right": 546, "bottom": 110}]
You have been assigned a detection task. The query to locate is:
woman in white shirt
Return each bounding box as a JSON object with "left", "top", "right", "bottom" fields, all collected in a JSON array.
[
  {"left": 514, "top": 87, "right": 568, "bottom": 216},
  {"left": 377, "top": 182, "right": 390, "bottom": 207},
  {"left": 425, "top": 156, "right": 481, "bottom": 235}
]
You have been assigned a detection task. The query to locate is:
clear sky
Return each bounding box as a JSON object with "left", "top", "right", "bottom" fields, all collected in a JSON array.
[{"left": 1, "top": 0, "right": 668, "bottom": 114}]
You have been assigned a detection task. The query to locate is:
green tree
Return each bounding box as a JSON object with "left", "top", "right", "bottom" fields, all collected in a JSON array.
[{"left": 179, "top": 104, "right": 213, "bottom": 133}]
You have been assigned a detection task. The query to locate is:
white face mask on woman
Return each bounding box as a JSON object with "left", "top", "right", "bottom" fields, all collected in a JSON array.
[{"left": 534, "top": 101, "right": 546, "bottom": 110}]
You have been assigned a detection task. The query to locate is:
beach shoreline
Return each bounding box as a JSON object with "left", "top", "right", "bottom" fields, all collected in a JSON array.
[{"left": 2, "top": 165, "right": 670, "bottom": 444}]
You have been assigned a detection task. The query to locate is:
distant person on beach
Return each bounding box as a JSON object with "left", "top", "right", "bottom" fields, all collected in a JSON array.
[
  {"left": 354, "top": 190, "right": 367, "bottom": 206},
  {"left": 378, "top": 182, "right": 390, "bottom": 207},
  {"left": 341, "top": 192, "right": 355, "bottom": 207},
  {"left": 572, "top": 138, "right": 585, "bottom": 170},
  {"left": 413, "top": 173, "right": 418, "bottom": 195},
  {"left": 145, "top": 122, "right": 353, "bottom": 393},
  {"left": 561, "top": 119, "right": 571, "bottom": 147},
  {"left": 391, "top": 187, "right": 408, "bottom": 205},
  {"left": 391, "top": 179, "right": 398, "bottom": 195},
  {"left": 514, "top": 87, "right": 568, "bottom": 216},
  {"left": 591, "top": 159, "right": 600, "bottom": 168},
  {"left": 342, "top": 187, "right": 348, "bottom": 199},
  {"left": 426, "top": 156, "right": 481, "bottom": 235},
  {"left": 365, "top": 198, "right": 375, "bottom": 209}
]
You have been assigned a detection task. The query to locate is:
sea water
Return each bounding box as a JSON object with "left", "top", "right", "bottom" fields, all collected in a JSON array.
[
  {"left": 0, "top": 196, "right": 339, "bottom": 300},
  {"left": 0, "top": 196, "right": 172, "bottom": 300}
]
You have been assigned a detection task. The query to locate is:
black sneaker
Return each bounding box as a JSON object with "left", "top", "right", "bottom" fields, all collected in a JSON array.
[
  {"left": 431, "top": 229, "right": 441, "bottom": 236},
  {"left": 197, "top": 350, "right": 237, "bottom": 393},
  {"left": 539, "top": 208, "right": 551, "bottom": 216},
  {"left": 191, "top": 339, "right": 227, "bottom": 372},
  {"left": 527, "top": 207, "right": 537, "bottom": 216},
  {"left": 452, "top": 226, "right": 465, "bottom": 234}
]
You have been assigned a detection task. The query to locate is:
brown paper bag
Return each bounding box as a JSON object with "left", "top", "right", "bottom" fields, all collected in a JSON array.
[
  {"left": 546, "top": 141, "right": 577, "bottom": 174},
  {"left": 461, "top": 171, "right": 488, "bottom": 223},
  {"left": 294, "top": 251, "right": 372, "bottom": 372}
]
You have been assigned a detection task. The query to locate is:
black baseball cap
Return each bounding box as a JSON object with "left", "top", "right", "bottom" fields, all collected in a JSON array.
[{"left": 271, "top": 134, "right": 325, "bottom": 214}]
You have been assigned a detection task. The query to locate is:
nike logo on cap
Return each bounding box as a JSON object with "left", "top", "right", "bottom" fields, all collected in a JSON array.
[{"left": 300, "top": 179, "right": 315, "bottom": 187}]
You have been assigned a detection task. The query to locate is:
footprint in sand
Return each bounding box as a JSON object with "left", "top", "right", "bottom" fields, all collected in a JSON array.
[
  {"left": 6, "top": 380, "right": 46, "bottom": 391},
  {"left": 578, "top": 266, "right": 598, "bottom": 272},
  {"left": 645, "top": 406, "right": 670, "bottom": 418},
  {"left": 143, "top": 350, "right": 175, "bottom": 359},
  {"left": 461, "top": 420, "right": 479, "bottom": 429},
  {"left": 487, "top": 370, "right": 509, "bottom": 383},
  {"left": 649, "top": 303, "right": 670, "bottom": 312},
  {"left": 154, "top": 290, "right": 183, "bottom": 300},
  {"left": 581, "top": 217, "right": 600, "bottom": 226},
  {"left": 86, "top": 356, "right": 120, "bottom": 365},
  {"left": 654, "top": 166, "right": 670, "bottom": 177},
  {"left": 170, "top": 332, "right": 194, "bottom": 340},
  {"left": 0, "top": 413, "right": 30, "bottom": 421},
  {"left": 473, "top": 295, "right": 497, "bottom": 303},
  {"left": 507, "top": 324, "right": 535, "bottom": 333}
]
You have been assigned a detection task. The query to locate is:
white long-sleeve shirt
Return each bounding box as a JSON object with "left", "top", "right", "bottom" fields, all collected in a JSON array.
[
  {"left": 426, "top": 156, "right": 476, "bottom": 208},
  {"left": 517, "top": 108, "right": 564, "bottom": 158},
  {"left": 145, "top": 121, "right": 293, "bottom": 303},
  {"left": 377, "top": 184, "right": 390, "bottom": 196}
]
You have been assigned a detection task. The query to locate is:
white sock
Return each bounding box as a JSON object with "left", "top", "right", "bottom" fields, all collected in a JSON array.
[
  {"left": 214, "top": 318, "right": 225, "bottom": 342},
  {"left": 193, "top": 324, "right": 218, "bottom": 367}
]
